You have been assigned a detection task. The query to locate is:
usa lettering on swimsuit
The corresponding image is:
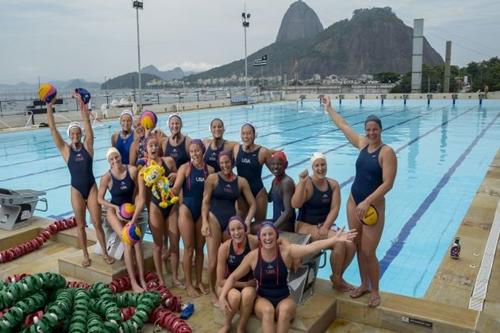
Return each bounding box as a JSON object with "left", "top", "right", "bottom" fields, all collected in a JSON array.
[
  {"left": 120, "top": 181, "right": 127, "bottom": 190},
  {"left": 241, "top": 158, "right": 251, "bottom": 164},
  {"left": 75, "top": 154, "right": 84, "bottom": 162},
  {"left": 195, "top": 177, "right": 205, "bottom": 182}
]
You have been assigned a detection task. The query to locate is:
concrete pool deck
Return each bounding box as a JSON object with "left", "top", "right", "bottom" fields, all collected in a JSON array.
[{"left": 1, "top": 149, "right": 498, "bottom": 332}]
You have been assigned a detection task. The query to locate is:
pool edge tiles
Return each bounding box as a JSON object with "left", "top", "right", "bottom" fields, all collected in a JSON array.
[{"left": 423, "top": 149, "right": 500, "bottom": 309}]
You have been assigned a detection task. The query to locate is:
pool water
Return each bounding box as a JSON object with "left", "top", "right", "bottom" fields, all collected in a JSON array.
[{"left": 1, "top": 99, "right": 498, "bottom": 298}]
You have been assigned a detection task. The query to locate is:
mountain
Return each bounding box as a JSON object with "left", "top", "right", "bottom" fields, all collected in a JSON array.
[
  {"left": 276, "top": 0, "right": 323, "bottom": 43},
  {"left": 0, "top": 79, "right": 100, "bottom": 93},
  {"left": 185, "top": 7, "right": 444, "bottom": 80},
  {"left": 101, "top": 72, "right": 163, "bottom": 90},
  {"left": 142, "top": 65, "right": 186, "bottom": 81}
]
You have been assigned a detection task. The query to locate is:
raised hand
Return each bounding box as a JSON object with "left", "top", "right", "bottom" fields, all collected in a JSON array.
[{"left": 298, "top": 169, "right": 308, "bottom": 182}]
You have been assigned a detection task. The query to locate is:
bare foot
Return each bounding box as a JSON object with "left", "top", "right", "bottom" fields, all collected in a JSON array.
[
  {"left": 349, "top": 286, "right": 370, "bottom": 299},
  {"left": 330, "top": 275, "right": 354, "bottom": 292},
  {"left": 186, "top": 285, "right": 201, "bottom": 298},
  {"left": 82, "top": 256, "right": 91, "bottom": 267},
  {"left": 218, "top": 324, "right": 231, "bottom": 333},
  {"left": 196, "top": 283, "right": 209, "bottom": 295},
  {"left": 211, "top": 292, "right": 219, "bottom": 307},
  {"left": 368, "top": 292, "right": 381, "bottom": 308},
  {"left": 173, "top": 279, "right": 186, "bottom": 290},
  {"left": 103, "top": 254, "right": 115, "bottom": 265},
  {"left": 131, "top": 283, "right": 145, "bottom": 293},
  {"left": 140, "top": 280, "right": 148, "bottom": 290}
]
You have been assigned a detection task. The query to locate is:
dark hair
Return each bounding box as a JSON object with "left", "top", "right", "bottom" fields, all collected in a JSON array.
[
  {"left": 364, "top": 115, "right": 382, "bottom": 129},
  {"left": 226, "top": 216, "right": 247, "bottom": 234},
  {"left": 210, "top": 118, "right": 224, "bottom": 128},
  {"left": 241, "top": 122, "right": 256, "bottom": 135},
  {"left": 189, "top": 139, "right": 206, "bottom": 155},
  {"left": 217, "top": 150, "right": 234, "bottom": 165}
]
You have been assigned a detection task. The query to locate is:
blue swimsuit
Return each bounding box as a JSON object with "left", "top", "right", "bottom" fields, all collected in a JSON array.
[
  {"left": 115, "top": 132, "right": 134, "bottom": 165},
  {"left": 254, "top": 247, "right": 290, "bottom": 308},
  {"left": 182, "top": 163, "right": 208, "bottom": 221},
  {"left": 209, "top": 174, "right": 239, "bottom": 231},
  {"left": 297, "top": 180, "right": 332, "bottom": 225},
  {"left": 269, "top": 180, "right": 296, "bottom": 228},
  {"left": 351, "top": 145, "right": 384, "bottom": 204},
  {"left": 204, "top": 139, "right": 225, "bottom": 172},
  {"left": 226, "top": 236, "right": 253, "bottom": 283},
  {"left": 109, "top": 167, "right": 135, "bottom": 206},
  {"left": 67, "top": 145, "right": 95, "bottom": 200},
  {"left": 164, "top": 136, "right": 189, "bottom": 168},
  {"left": 236, "top": 146, "right": 264, "bottom": 197}
]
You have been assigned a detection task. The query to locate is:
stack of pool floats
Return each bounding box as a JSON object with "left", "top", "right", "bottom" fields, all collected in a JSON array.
[{"left": 0, "top": 272, "right": 193, "bottom": 333}]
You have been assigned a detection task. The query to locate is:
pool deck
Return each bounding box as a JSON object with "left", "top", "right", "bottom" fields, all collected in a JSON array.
[{"left": 0, "top": 150, "right": 499, "bottom": 332}]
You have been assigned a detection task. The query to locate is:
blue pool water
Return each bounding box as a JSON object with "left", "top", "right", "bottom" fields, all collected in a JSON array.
[{"left": 1, "top": 99, "right": 499, "bottom": 298}]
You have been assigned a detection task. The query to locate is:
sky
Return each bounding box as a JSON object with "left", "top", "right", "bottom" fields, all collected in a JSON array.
[{"left": 1, "top": 0, "right": 499, "bottom": 84}]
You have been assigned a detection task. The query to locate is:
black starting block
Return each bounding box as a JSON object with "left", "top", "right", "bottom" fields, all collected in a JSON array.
[
  {"left": 281, "top": 231, "right": 327, "bottom": 304},
  {"left": 0, "top": 188, "right": 48, "bottom": 230}
]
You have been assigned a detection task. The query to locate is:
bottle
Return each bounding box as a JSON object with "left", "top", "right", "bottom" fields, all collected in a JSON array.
[{"left": 450, "top": 237, "right": 461, "bottom": 259}]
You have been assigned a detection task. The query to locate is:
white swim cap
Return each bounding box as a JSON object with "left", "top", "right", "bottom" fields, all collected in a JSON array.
[
  {"left": 106, "top": 147, "right": 120, "bottom": 161},
  {"left": 310, "top": 152, "right": 326, "bottom": 165},
  {"left": 120, "top": 109, "right": 134, "bottom": 120},
  {"left": 66, "top": 122, "right": 83, "bottom": 138}
]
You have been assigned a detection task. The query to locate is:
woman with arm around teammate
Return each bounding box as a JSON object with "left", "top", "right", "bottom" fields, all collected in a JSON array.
[
  {"left": 129, "top": 135, "right": 177, "bottom": 287},
  {"left": 171, "top": 139, "right": 214, "bottom": 297},
  {"left": 291, "top": 152, "right": 356, "bottom": 292},
  {"left": 216, "top": 216, "right": 259, "bottom": 333},
  {"left": 46, "top": 93, "right": 114, "bottom": 267},
  {"left": 97, "top": 148, "right": 147, "bottom": 292},
  {"left": 219, "top": 222, "right": 357, "bottom": 333},
  {"left": 201, "top": 151, "right": 256, "bottom": 304},
  {"left": 324, "top": 96, "right": 397, "bottom": 307}
]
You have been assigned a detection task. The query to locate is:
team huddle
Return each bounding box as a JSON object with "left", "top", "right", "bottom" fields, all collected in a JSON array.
[{"left": 46, "top": 92, "right": 397, "bottom": 333}]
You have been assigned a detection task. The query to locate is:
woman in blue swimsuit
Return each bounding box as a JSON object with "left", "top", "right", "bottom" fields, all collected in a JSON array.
[
  {"left": 202, "top": 151, "right": 256, "bottom": 304},
  {"left": 98, "top": 148, "right": 146, "bottom": 292},
  {"left": 233, "top": 123, "right": 273, "bottom": 223},
  {"left": 203, "top": 118, "right": 237, "bottom": 172},
  {"left": 292, "top": 152, "right": 356, "bottom": 292},
  {"left": 130, "top": 135, "right": 177, "bottom": 287},
  {"left": 112, "top": 109, "right": 134, "bottom": 165},
  {"left": 216, "top": 216, "right": 259, "bottom": 333},
  {"left": 47, "top": 93, "right": 113, "bottom": 268},
  {"left": 172, "top": 139, "right": 214, "bottom": 297},
  {"left": 325, "top": 96, "right": 397, "bottom": 307},
  {"left": 219, "top": 222, "right": 357, "bottom": 333}
]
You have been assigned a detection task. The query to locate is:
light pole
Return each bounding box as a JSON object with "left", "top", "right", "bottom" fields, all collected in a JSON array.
[
  {"left": 241, "top": 7, "right": 250, "bottom": 99},
  {"left": 132, "top": 0, "right": 143, "bottom": 112}
]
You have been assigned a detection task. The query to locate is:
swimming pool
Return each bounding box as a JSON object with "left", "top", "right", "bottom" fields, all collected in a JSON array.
[{"left": 1, "top": 99, "right": 498, "bottom": 298}]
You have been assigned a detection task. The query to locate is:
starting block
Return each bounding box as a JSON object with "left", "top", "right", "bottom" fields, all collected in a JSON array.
[
  {"left": 281, "top": 231, "right": 327, "bottom": 304},
  {"left": 0, "top": 188, "right": 47, "bottom": 230}
]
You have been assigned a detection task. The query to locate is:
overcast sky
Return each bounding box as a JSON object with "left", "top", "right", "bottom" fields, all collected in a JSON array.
[{"left": 1, "top": 0, "right": 499, "bottom": 84}]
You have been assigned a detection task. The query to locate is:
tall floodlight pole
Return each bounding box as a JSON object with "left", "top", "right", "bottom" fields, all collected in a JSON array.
[
  {"left": 133, "top": 0, "right": 143, "bottom": 112},
  {"left": 242, "top": 7, "right": 250, "bottom": 99}
]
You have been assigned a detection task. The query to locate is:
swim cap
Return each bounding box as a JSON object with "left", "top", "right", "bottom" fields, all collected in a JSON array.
[
  {"left": 218, "top": 150, "right": 234, "bottom": 165},
  {"left": 258, "top": 220, "right": 279, "bottom": 240},
  {"left": 120, "top": 109, "right": 134, "bottom": 120},
  {"left": 168, "top": 113, "right": 183, "bottom": 126},
  {"left": 310, "top": 152, "right": 326, "bottom": 165},
  {"left": 227, "top": 216, "right": 247, "bottom": 234},
  {"left": 66, "top": 122, "right": 83, "bottom": 137},
  {"left": 365, "top": 115, "right": 382, "bottom": 129},
  {"left": 272, "top": 151, "right": 288, "bottom": 169},
  {"left": 106, "top": 147, "right": 120, "bottom": 160}
]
